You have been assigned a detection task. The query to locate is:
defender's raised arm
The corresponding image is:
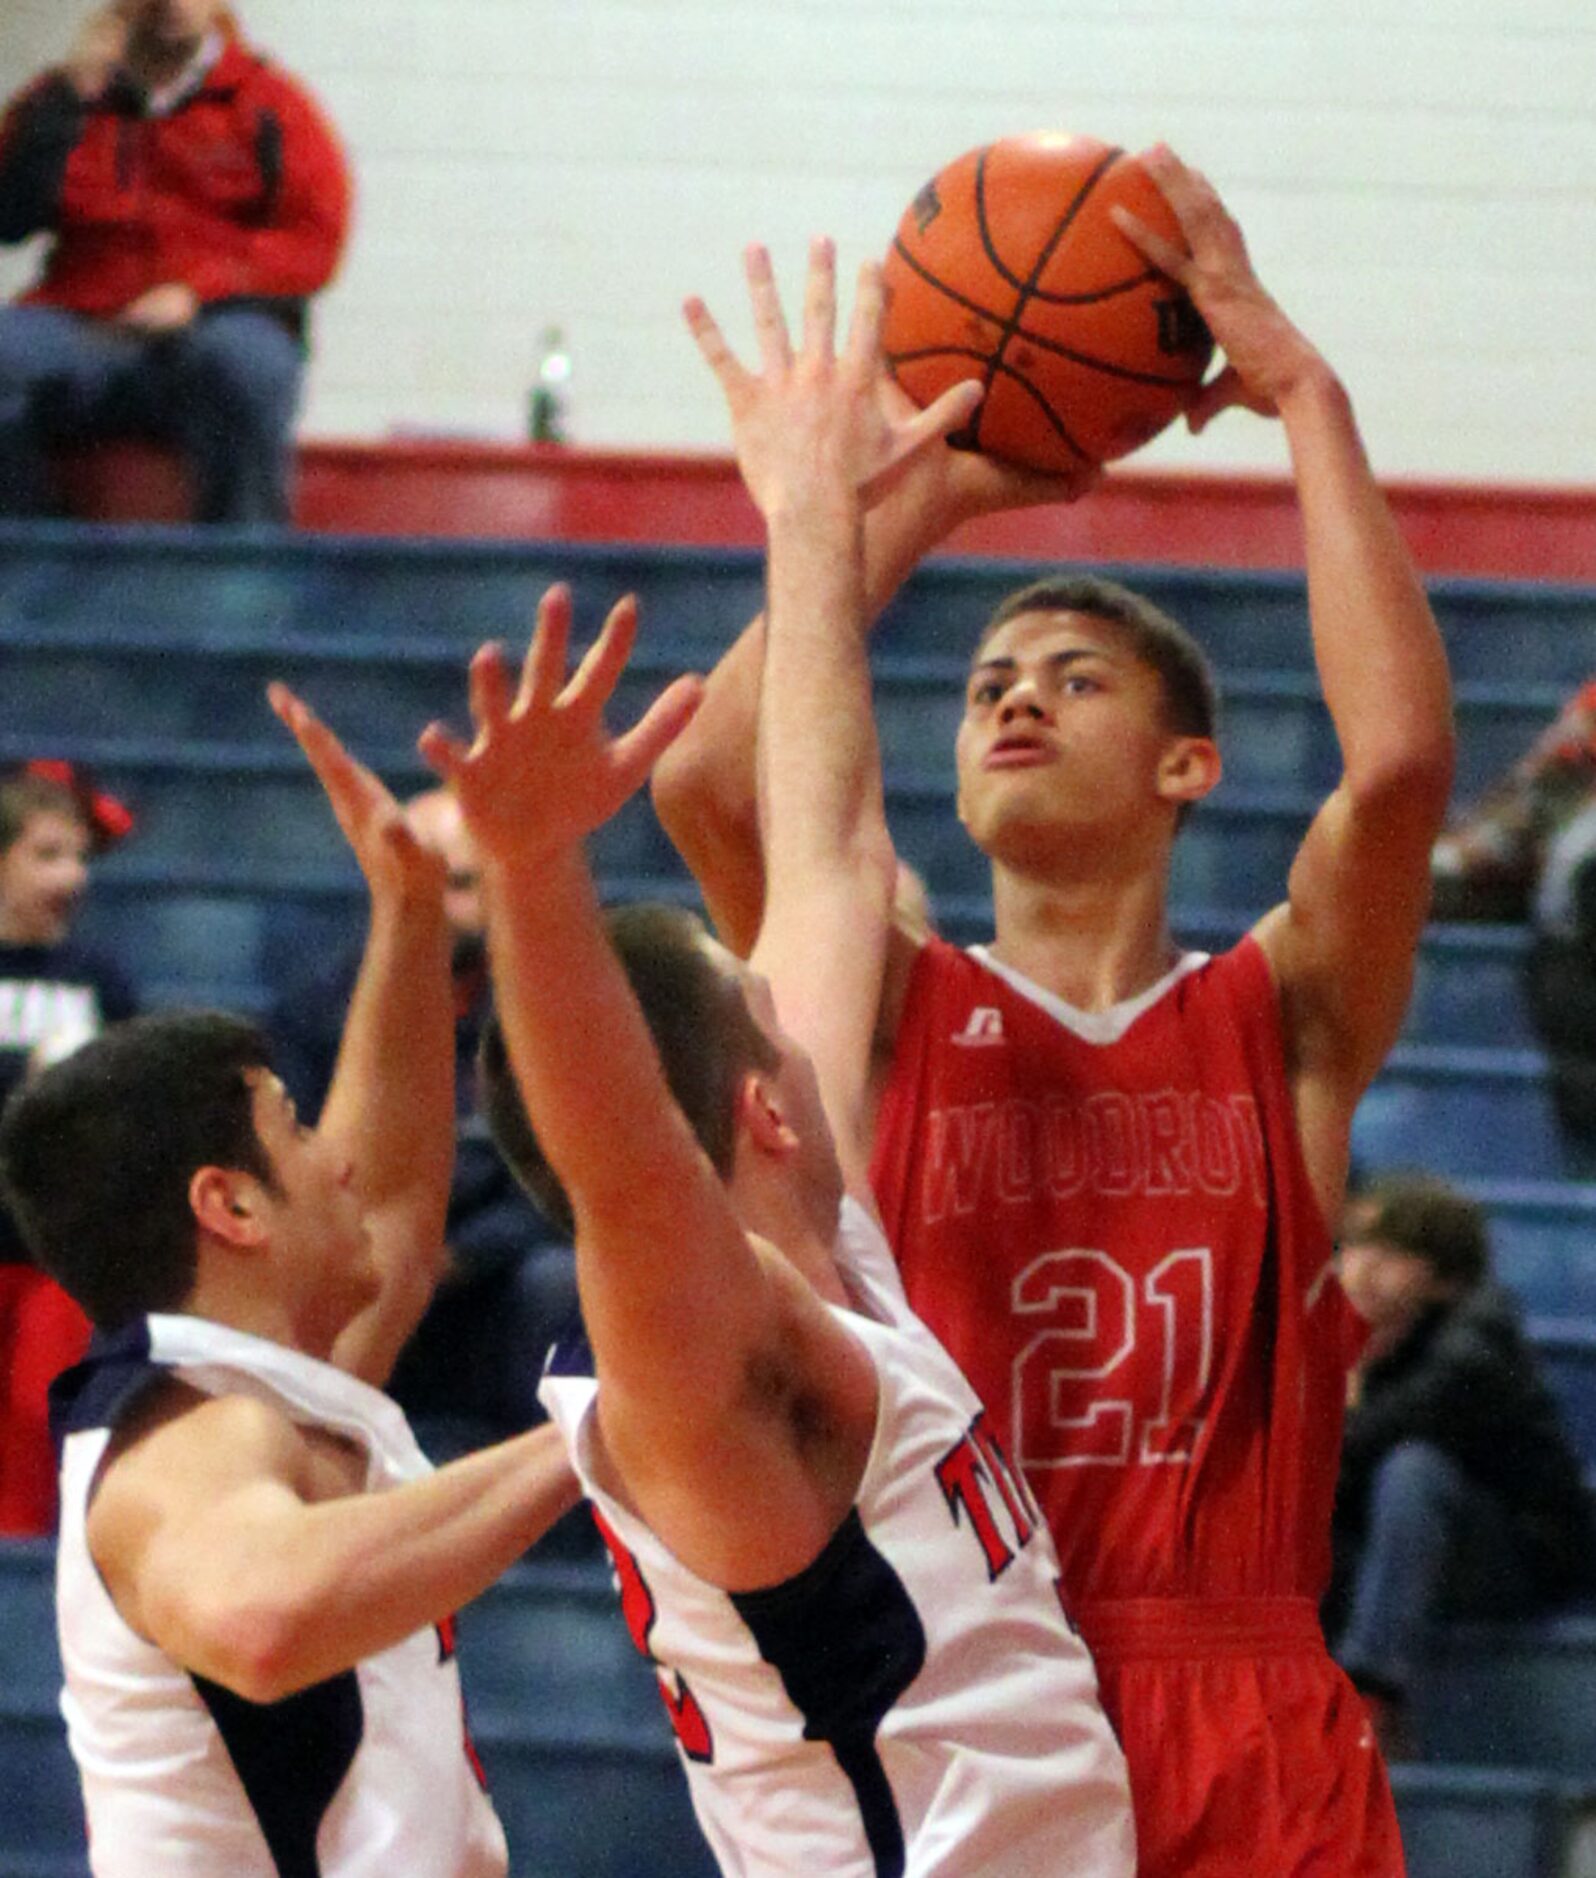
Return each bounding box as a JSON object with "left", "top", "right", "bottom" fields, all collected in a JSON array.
[{"left": 685, "top": 238, "right": 979, "bottom": 1177}]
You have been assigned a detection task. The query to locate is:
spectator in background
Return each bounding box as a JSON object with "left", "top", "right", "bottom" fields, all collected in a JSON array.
[
  {"left": 0, "top": 761, "right": 136, "bottom": 1533},
  {"left": 270, "top": 786, "right": 580, "bottom": 1475},
  {"left": 1328, "top": 1173, "right": 1596, "bottom": 1755},
  {"left": 0, "top": 0, "right": 351, "bottom": 524},
  {"left": 1430, "top": 677, "right": 1596, "bottom": 1150}
]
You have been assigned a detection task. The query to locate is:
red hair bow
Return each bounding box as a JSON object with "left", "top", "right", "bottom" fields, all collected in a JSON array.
[{"left": 23, "top": 760, "right": 135, "bottom": 852}]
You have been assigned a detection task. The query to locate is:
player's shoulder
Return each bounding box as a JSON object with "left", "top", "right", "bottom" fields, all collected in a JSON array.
[
  {"left": 94, "top": 1380, "right": 312, "bottom": 1515},
  {"left": 1185, "top": 926, "right": 1281, "bottom": 1013}
]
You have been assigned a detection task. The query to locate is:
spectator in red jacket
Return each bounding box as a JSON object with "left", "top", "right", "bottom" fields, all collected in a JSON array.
[{"left": 0, "top": 1, "right": 351, "bottom": 523}]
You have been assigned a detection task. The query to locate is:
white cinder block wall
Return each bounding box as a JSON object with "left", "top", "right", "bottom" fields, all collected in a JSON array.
[{"left": 2, "top": 0, "right": 1593, "bottom": 482}]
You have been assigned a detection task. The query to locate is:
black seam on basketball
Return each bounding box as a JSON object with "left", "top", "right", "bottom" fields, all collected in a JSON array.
[
  {"left": 886, "top": 241, "right": 1197, "bottom": 390},
  {"left": 1024, "top": 266, "right": 1166, "bottom": 307},
  {"left": 987, "top": 357, "right": 1093, "bottom": 462},
  {"left": 890, "top": 235, "right": 1010, "bottom": 333},
  {"left": 983, "top": 144, "right": 1126, "bottom": 453},
  {"left": 973, "top": 147, "right": 1030, "bottom": 297},
  {"left": 971, "top": 151, "right": 1165, "bottom": 308},
  {"left": 1004, "top": 317, "right": 1206, "bottom": 388}
]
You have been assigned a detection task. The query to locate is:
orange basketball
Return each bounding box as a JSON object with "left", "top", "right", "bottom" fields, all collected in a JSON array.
[{"left": 881, "top": 134, "right": 1213, "bottom": 470}]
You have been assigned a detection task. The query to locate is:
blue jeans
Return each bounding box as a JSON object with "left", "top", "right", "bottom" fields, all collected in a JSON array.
[
  {"left": 0, "top": 302, "right": 303, "bottom": 523},
  {"left": 1333, "top": 1440, "right": 1554, "bottom": 1700}
]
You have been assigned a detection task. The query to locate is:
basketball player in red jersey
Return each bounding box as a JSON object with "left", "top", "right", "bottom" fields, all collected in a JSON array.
[{"left": 660, "top": 145, "right": 1455, "bottom": 1876}]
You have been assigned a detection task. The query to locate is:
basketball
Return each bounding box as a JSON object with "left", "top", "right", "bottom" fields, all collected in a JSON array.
[{"left": 881, "top": 134, "right": 1214, "bottom": 471}]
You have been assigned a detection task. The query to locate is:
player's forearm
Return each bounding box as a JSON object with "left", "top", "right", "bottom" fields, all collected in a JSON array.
[
  {"left": 752, "top": 494, "right": 898, "bottom": 1150},
  {"left": 319, "top": 888, "right": 455, "bottom": 1235},
  {"left": 328, "top": 1233, "right": 442, "bottom": 1389},
  {"left": 1282, "top": 370, "right": 1454, "bottom": 810},
  {"left": 180, "top": 1425, "right": 581, "bottom": 1702},
  {"left": 483, "top": 842, "right": 776, "bottom": 1410},
  {"left": 482, "top": 847, "right": 735, "bottom": 1260},
  {"left": 760, "top": 500, "right": 889, "bottom": 882}
]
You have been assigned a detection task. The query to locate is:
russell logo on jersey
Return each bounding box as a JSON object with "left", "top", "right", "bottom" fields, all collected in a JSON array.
[{"left": 951, "top": 1007, "right": 1006, "bottom": 1048}]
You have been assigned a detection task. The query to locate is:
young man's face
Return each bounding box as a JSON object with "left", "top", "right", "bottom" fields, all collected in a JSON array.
[
  {"left": 245, "top": 1071, "right": 378, "bottom": 1335},
  {"left": 0, "top": 809, "right": 90, "bottom": 946},
  {"left": 124, "top": 0, "right": 220, "bottom": 57},
  {"left": 953, "top": 611, "right": 1204, "bottom": 869}
]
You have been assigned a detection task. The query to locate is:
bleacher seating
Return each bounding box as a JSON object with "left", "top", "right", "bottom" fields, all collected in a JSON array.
[
  {"left": 1411, "top": 1613, "right": 1596, "bottom": 1780},
  {"left": 0, "top": 1543, "right": 84, "bottom": 1875},
  {"left": 6, "top": 518, "right": 1596, "bottom": 1877},
  {"left": 1388, "top": 1766, "right": 1585, "bottom": 1878},
  {"left": 0, "top": 1535, "right": 711, "bottom": 1878}
]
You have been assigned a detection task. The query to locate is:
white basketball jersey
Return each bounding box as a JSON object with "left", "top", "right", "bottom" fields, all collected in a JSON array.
[
  {"left": 540, "top": 1199, "right": 1135, "bottom": 1878},
  {"left": 53, "top": 1314, "right": 508, "bottom": 1878}
]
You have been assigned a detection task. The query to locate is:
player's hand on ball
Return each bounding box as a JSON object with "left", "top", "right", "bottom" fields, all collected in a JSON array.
[
  {"left": 418, "top": 585, "right": 703, "bottom": 864},
  {"left": 1111, "top": 145, "right": 1332, "bottom": 434},
  {"left": 685, "top": 236, "right": 983, "bottom": 518},
  {"left": 875, "top": 376, "right": 1101, "bottom": 540}
]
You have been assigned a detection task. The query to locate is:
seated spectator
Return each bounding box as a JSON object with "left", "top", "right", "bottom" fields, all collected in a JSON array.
[
  {"left": 1430, "top": 676, "right": 1596, "bottom": 1146},
  {"left": 269, "top": 787, "right": 581, "bottom": 1476},
  {"left": 1327, "top": 1174, "right": 1596, "bottom": 1755},
  {"left": 0, "top": 0, "right": 351, "bottom": 524},
  {"left": 0, "top": 761, "right": 136, "bottom": 1533}
]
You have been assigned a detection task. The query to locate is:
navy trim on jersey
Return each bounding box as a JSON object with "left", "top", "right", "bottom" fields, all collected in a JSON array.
[
  {"left": 48, "top": 1318, "right": 160, "bottom": 1449},
  {"left": 732, "top": 1509, "right": 926, "bottom": 1878},
  {"left": 193, "top": 1669, "right": 363, "bottom": 1878},
  {"left": 544, "top": 1331, "right": 596, "bottom": 1379}
]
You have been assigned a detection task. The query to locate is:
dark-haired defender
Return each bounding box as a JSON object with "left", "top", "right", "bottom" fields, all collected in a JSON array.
[
  {"left": 657, "top": 149, "right": 1456, "bottom": 1875},
  {"left": 0, "top": 694, "right": 576, "bottom": 1878},
  {"left": 428, "top": 244, "right": 1134, "bottom": 1876}
]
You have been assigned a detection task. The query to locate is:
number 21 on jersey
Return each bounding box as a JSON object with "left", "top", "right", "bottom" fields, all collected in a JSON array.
[{"left": 1013, "top": 1246, "right": 1214, "bottom": 1468}]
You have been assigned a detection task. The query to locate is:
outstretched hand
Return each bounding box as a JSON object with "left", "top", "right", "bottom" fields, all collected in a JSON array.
[
  {"left": 419, "top": 584, "right": 703, "bottom": 864},
  {"left": 1110, "top": 145, "right": 1330, "bottom": 434},
  {"left": 269, "top": 684, "right": 446, "bottom": 905},
  {"left": 685, "top": 236, "right": 983, "bottom": 518}
]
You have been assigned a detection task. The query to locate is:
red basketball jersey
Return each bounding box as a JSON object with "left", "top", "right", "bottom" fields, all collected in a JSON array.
[
  {"left": 873, "top": 934, "right": 1361, "bottom": 1602},
  {"left": 871, "top": 934, "right": 1399, "bottom": 1875}
]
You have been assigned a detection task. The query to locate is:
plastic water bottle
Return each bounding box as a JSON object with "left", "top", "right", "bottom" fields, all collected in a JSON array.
[{"left": 529, "top": 326, "right": 572, "bottom": 443}]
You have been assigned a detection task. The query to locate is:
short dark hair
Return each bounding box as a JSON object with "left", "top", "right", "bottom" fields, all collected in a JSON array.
[
  {"left": 0, "top": 1011, "right": 279, "bottom": 1328},
  {"left": 1342, "top": 1173, "right": 1491, "bottom": 1290},
  {"left": 977, "top": 573, "right": 1219, "bottom": 741},
  {"left": 0, "top": 770, "right": 87, "bottom": 855},
  {"left": 479, "top": 903, "right": 780, "bottom": 1240}
]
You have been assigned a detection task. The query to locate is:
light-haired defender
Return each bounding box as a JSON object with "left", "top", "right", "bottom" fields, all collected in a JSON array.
[{"left": 425, "top": 243, "right": 1135, "bottom": 1876}]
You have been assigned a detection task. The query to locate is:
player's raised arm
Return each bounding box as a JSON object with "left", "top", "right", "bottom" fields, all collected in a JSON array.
[
  {"left": 419, "top": 592, "right": 708, "bottom": 1328},
  {"left": 685, "top": 240, "right": 979, "bottom": 1181},
  {"left": 421, "top": 592, "right": 879, "bottom": 1581},
  {"left": 1116, "top": 149, "right": 1455, "bottom": 1168},
  {"left": 268, "top": 686, "right": 457, "bottom": 1387}
]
